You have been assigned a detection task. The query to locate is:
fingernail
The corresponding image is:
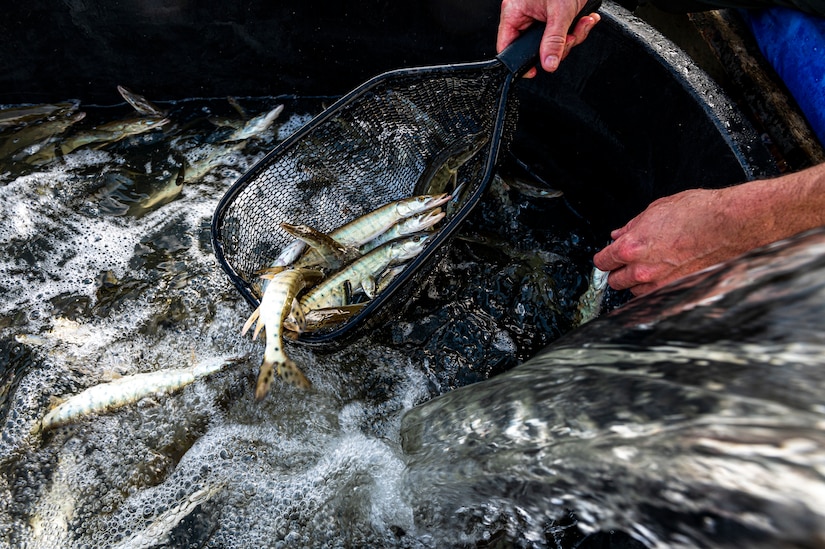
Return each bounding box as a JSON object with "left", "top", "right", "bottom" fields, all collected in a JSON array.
[{"left": 544, "top": 55, "right": 559, "bottom": 72}]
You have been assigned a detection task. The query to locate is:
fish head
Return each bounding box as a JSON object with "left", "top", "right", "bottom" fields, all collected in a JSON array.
[
  {"left": 400, "top": 208, "right": 446, "bottom": 234},
  {"left": 396, "top": 193, "right": 452, "bottom": 218},
  {"left": 392, "top": 233, "right": 432, "bottom": 261}
]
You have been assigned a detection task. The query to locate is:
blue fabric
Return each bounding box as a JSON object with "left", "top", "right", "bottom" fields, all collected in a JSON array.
[{"left": 742, "top": 6, "right": 825, "bottom": 146}]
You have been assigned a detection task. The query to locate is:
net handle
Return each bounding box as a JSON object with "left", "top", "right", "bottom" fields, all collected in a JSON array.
[{"left": 496, "top": 0, "right": 603, "bottom": 76}]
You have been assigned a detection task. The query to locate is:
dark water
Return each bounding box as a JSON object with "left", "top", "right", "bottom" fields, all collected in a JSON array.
[{"left": 0, "top": 96, "right": 617, "bottom": 547}]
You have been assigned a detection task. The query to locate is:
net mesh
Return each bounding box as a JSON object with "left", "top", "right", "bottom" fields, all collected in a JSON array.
[{"left": 214, "top": 61, "right": 514, "bottom": 304}]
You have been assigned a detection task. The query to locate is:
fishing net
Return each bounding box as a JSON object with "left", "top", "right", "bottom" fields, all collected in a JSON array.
[{"left": 212, "top": 60, "right": 520, "bottom": 344}]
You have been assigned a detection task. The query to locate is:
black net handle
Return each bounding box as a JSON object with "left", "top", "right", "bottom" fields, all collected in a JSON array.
[{"left": 497, "top": 0, "right": 603, "bottom": 76}]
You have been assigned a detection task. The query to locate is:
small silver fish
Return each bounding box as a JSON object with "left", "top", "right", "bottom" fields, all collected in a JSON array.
[
  {"left": 36, "top": 356, "right": 243, "bottom": 432},
  {"left": 265, "top": 193, "right": 450, "bottom": 282},
  {"left": 222, "top": 104, "right": 284, "bottom": 142},
  {"left": 117, "top": 85, "right": 168, "bottom": 117},
  {"left": 289, "top": 193, "right": 451, "bottom": 271},
  {"left": 574, "top": 266, "right": 610, "bottom": 326},
  {"left": 359, "top": 207, "right": 445, "bottom": 253}
]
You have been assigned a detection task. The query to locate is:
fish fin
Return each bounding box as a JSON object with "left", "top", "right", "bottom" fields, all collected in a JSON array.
[
  {"left": 277, "top": 359, "right": 312, "bottom": 390},
  {"left": 241, "top": 307, "right": 260, "bottom": 337},
  {"left": 258, "top": 266, "right": 286, "bottom": 279},
  {"left": 255, "top": 356, "right": 311, "bottom": 399},
  {"left": 254, "top": 358, "right": 276, "bottom": 400},
  {"left": 362, "top": 277, "right": 376, "bottom": 300},
  {"left": 290, "top": 298, "right": 307, "bottom": 333},
  {"left": 295, "top": 268, "right": 325, "bottom": 285}
]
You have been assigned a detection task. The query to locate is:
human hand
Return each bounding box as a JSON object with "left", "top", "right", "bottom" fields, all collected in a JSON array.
[
  {"left": 592, "top": 188, "right": 750, "bottom": 296},
  {"left": 497, "top": 0, "right": 600, "bottom": 76},
  {"left": 593, "top": 164, "right": 825, "bottom": 296}
]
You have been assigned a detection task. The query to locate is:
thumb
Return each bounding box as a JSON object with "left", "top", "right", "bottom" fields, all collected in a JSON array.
[{"left": 540, "top": 28, "right": 567, "bottom": 72}]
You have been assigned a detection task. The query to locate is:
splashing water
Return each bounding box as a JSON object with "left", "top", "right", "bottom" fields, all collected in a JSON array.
[
  {"left": 401, "top": 229, "right": 825, "bottom": 548},
  {"left": 0, "top": 96, "right": 606, "bottom": 547}
]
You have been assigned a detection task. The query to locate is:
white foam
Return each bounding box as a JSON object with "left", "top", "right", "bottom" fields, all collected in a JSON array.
[{"left": 276, "top": 112, "right": 313, "bottom": 141}]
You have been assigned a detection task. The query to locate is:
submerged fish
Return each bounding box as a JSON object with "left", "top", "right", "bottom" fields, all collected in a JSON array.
[
  {"left": 112, "top": 482, "right": 226, "bottom": 549},
  {"left": 242, "top": 268, "right": 324, "bottom": 398},
  {"left": 94, "top": 165, "right": 185, "bottom": 218},
  {"left": 182, "top": 140, "right": 246, "bottom": 183},
  {"left": 27, "top": 115, "right": 170, "bottom": 165},
  {"left": 117, "top": 85, "right": 168, "bottom": 117},
  {"left": 498, "top": 173, "right": 564, "bottom": 199},
  {"left": 222, "top": 104, "right": 284, "bottom": 142},
  {"left": 0, "top": 100, "right": 80, "bottom": 129},
  {"left": 416, "top": 131, "right": 488, "bottom": 196},
  {"left": 0, "top": 110, "right": 86, "bottom": 161},
  {"left": 37, "top": 356, "right": 243, "bottom": 432}
]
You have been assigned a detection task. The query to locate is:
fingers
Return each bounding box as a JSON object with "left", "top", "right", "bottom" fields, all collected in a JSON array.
[
  {"left": 609, "top": 268, "right": 661, "bottom": 296},
  {"left": 539, "top": 7, "right": 600, "bottom": 71},
  {"left": 594, "top": 234, "right": 660, "bottom": 294},
  {"left": 496, "top": 21, "right": 525, "bottom": 54},
  {"left": 498, "top": 1, "right": 601, "bottom": 74},
  {"left": 562, "top": 13, "right": 600, "bottom": 61},
  {"left": 593, "top": 238, "right": 630, "bottom": 272}
]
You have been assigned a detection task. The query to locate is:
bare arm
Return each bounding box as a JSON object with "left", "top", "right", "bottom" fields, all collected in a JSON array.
[{"left": 593, "top": 162, "right": 825, "bottom": 295}]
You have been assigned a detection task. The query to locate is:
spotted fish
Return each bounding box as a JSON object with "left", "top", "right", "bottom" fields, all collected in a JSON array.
[{"left": 242, "top": 268, "right": 323, "bottom": 398}]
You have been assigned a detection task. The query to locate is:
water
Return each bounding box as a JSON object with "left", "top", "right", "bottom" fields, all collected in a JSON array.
[
  {"left": 0, "top": 96, "right": 607, "bottom": 547},
  {"left": 401, "top": 229, "right": 825, "bottom": 548}
]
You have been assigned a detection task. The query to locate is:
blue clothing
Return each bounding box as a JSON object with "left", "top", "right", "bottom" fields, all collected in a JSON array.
[{"left": 741, "top": 7, "right": 825, "bottom": 145}]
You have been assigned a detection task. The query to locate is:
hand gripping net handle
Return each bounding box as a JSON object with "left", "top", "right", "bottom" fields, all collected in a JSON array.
[{"left": 211, "top": 0, "right": 601, "bottom": 345}]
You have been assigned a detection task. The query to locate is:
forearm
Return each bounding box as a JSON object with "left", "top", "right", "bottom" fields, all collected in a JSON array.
[
  {"left": 593, "top": 162, "right": 825, "bottom": 296},
  {"left": 722, "top": 162, "right": 825, "bottom": 249}
]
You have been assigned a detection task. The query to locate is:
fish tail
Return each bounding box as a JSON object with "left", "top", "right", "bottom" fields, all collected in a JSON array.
[
  {"left": 254, "top": 356, "right": 277, "bottom": 400},
  {"left": 277, "top": 359, "right": 311, "bottom": 390},
  {"left": 254, "top": 354, "right": 311, "bottom": 400}
]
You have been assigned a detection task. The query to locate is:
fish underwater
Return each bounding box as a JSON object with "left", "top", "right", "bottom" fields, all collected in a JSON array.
[
  {"left": 0, "top": 109, "right": 86, "bottom": 162},
  {"left": 37, "top": 355, "right": 243, "bottom": 432},
  {"left": 416, "top": 131, "right": 488, "bottom": 196},
  {"left": 0, "top": 91, "right": 643, "bottom": 549},
  {"left": 0, "top": 100, "right": 81, "bottom": 129}
]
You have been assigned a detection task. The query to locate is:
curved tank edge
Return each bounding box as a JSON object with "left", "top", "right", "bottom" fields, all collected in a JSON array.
[{"left": 599, "top": 1, "right": 778, "bottom": 180}]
